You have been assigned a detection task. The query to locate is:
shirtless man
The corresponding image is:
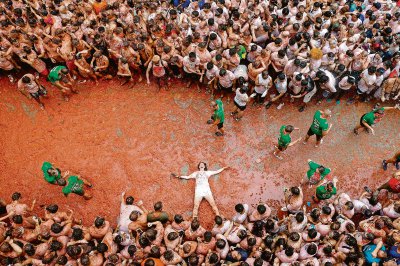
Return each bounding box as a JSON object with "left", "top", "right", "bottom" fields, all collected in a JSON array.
[
  {"left": 17, "top": 74, "right": 47, "bottom": 109},
  {"left": 90, "top": 51, "right": 112, "bottom": 80},
  {"left": 74, "top": 53, "right": 98, "bottom": 83}
]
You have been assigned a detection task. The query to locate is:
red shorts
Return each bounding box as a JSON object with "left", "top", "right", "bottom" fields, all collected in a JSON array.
[
  {"left": 66, "top": 60, "right": 76, "bottom": 71},
  {"left": 40, "top": 68, "right": 49, "bottom": 76}
]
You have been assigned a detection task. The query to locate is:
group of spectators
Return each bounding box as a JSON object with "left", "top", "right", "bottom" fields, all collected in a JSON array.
[
  {"left": 1, "top": 169, "right": 400, "bottom": 266},
  {"left": 2, "top": 0, "right": 400, "bottom": 110}
]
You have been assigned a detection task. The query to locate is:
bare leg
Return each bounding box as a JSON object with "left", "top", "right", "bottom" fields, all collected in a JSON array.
[
  {"left": 204, "top": 193, "right": 219, "bottom": 216},
  {"left": 192, "top": 193, "right": 203, "bottom": 218}
]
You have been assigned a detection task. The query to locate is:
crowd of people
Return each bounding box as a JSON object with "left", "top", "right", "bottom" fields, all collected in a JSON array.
[
  {"left": 0, "top": 168, "right": 400, "bottom": 266},
  {"left": 1, "top": 0, "right": 399, "bottom": 110}
]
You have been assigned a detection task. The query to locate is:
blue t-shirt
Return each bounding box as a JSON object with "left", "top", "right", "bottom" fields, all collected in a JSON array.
[
  {"left": 364, "top": 244, "right": 386, "bottom": 265},
  {"left": 388, "top": 245, "right": 400, "bottom": 264}
]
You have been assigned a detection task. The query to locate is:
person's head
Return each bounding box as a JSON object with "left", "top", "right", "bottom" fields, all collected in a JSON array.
[
  {"left": 209, "top": 252, "right": 219, "bottom": 264},
  {"left": 127, "top": 245, "right": 137, "bottom": 257},
  {"left": 235, "top": 203, "right": 244, "bottom": 213},
  {"left": 295, "top": 212, "right": 304, "bottom": 223},
  {"left": 94, "top": 216, "right": 105, "bottom": 228},
  {"left": 12, "top": 215, "right": 23, "bottom": 224},
  {"left": 219, "top": 68, "right": 227, "bottom": 77},
  {"left": 167, "top": 231, "right": 179, "bottom": 241},
  {"left": 306, "top": 243, "right": 317, "bottom": 255},
  {"left": 368, "top": 66, "right": 377, "bottom": 75},
  {"left": 12, "top": 192, "right": 21, "bottom": 201},
  {"left": 307, "top": 228, "right": 318, "bottom": 239},
  {"left": 191, "top": 218, "right": 200, "bottom": 230},
  {"left": 144, "top": 258, "right": 155, "bottom": 266},
  {"left": 322, "top": 109, "right": 332, "bottom": 118},
  {"left": 71, "top": 227, "right": 83, "bottom": 241},
  {"left": 216, "top": 239, "right": 226, "bottom": 249},
  {"left": 238, "top": 229, "right": 247, "bottom": 240},
  {"left": 326, "top": 182, "right": 334, "bottom": 191},
  {"left": 289, "top": 232, "right": 300, "bottom": 242},
  {"left": 188, "top": 52, "right": 197, "bottom": 62},
  {"left": 256, "top": 204, "right": 266, "bottom": 214},
  {"left": 129, "top": 211, "right": 140, "bottom": 221},
  {"left": 290, "top": 186, "right": 300, "bottom": 195},
  {"left": 215, "top": 215, "right": 223, "bottom": 225},
  {"left": 204, "top": 231, "right": 212, "bottom": 242},
  {"left": 323, "top": 245, "right": 332, "bottom": 255},
  {"left": 125, "top": 196, "right": 134, "bottom": 205},
  {"left": 198, "top": 162, "right": 208, "bottom": 171},
  {"left": 46, "top": 204, "right": 59, "bottom": 214},
  {"left": 50, "top": 240, "right": 62, "bottom": 251},
  {"left": 285, "top": 246, "right": 294, "bottom": 257},
  {"left": 163, "top": 250, "right": 174, "bottom": 261},
  {"left": 154, "top": 201, "right": 163, "bottom": 211},
  {"left": 51, "top": 223, "right": 63, "bottom": 234},
  {"left": 278, "top": 73, "right": 286, "bottom": 81}
]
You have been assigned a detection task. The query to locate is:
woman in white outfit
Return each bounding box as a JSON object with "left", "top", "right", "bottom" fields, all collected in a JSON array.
[{"left": 175, "top": 162, "right": 228, "bottom": 218}]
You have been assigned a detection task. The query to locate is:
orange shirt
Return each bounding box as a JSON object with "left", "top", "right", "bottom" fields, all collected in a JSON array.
[
  {"left": 93, "top": 1, "right": 107, "bottom": 15},
  {"left": 141, "top": 258, "right": 164, "bottom": 266}
]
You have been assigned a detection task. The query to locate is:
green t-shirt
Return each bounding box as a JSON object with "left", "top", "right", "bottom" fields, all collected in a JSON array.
[
  {"left": 316, "top": 185, "right": 337, "bottom": 200},
  {"left": 214, "top": 99, "right": 225, "bottom": 123},
  {"left": 310, "top": 110, "right": 329, "bottom": 136},
  {"left": 41, "top": 162, "right": 61, "bottom": 184},
  {"left": 48, "top": 66, "right": 66, "bottom": 83},
  {"left": 62, "top": 176, "right": 84, "bottom": 196},
  {"left": 278, "top": 125, "right": 291, "bottom": 147},
  {"left": 307, "top": 161, "right": 331, "bottom": 179},
  {"left": 362, "top": 108, "right": 384, "bottom": 126},
  {"left": 237, "top": 45, "right": 247, "bottom": 60}
]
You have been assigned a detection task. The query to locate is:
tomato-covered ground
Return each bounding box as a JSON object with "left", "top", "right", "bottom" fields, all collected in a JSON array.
[{"left": 0, "top": 76, "right": 399, "bottom": 227}]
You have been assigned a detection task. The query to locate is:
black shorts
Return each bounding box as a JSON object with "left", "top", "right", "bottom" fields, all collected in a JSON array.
[
  {"left": 30, "top": 88, "right": 47, "bottom": 99},
  {"left": 217, "top": 83, "right": 232, "bottom": 92},
  {"left": 278, "top": 144, "right": 288, "bottom": 151},
  {"left": 307, "top": 127, "right": 323, "bottom": 141},
  {"left": 234, "top": 100, "right": 246, "bottom": 111},
  {"left": 184, "top": 72, "right": 200, "bottom": 80}
]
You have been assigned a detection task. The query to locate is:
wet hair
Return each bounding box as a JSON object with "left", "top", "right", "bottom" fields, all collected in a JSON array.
[
  {"left": 164, "top": 250, "right": 174, "bottom": 261},
  {"left": 188, "top": 52, "right": 196, "bottom": 59},
  {"left": 290, "top": 186, "right": 300, "bottom": 195},
  {"left": 247, "top": 236, "right": 256, "bottom": 247},
  {"left": 139, "top": 234, "right": 150, "bottom": 247},
  {"left": 216, "top": 239, "right": 226, "bottom": 249},
  {"left": 257, "top": 204, "right": 266, "bottom": 214},
  {"left": 219, "top": 69, "right": 227, "bottom": 76},
  {"left": 129, "top": 211, "right": 139, "bottom": 221},
  {"left": 154, "top": 201, "right": 163, "bottom": 211},
  {"left": 50, "top": 240, "right": 62, "bottom": 251},
  {"left": 66, "top": 245, "right": 82, "bottom": 258},
  {"left": 345, "top": 201, "right": 354, "bottom": 210},
  {"left": 265, "top": 219, "right": 275, "bottom": 230},
  {"left": 295, "top": 212, "right": 304, "bottom": 223},
  {"left": 214, "top": 215, "right": 223, "bottom": 225},
  {"left": 306, "top": 243, "right": 317, "bottom": 255},
  {"left": 95, "top": 217, "right": 105, "bottom": 228},
  {"left": 209, "top": 252, "right": 219, "bottom": 264},
  {"left": 146, "top": 229, "right": 157, "bottom": 241},
  {"left": 263, "top": 235, "right": 274, "bottom": 248},
  {"left": 308, "top": 228, "right": 318, "bottom": 239},
  {"left": 188, "top": 254, "right": 199, "bottom": 266},
  {"left": 128, "top": 245, "right": 137, "bottom": 256},
  {"left": 285, "top": 246, "right": 294, "bottom": 256},
  {"left": 114, "top": 235, "right": 123, "bottom": 245},
  {"left": 204, "top": 231, "right": 212, "bottom": 242},
  {"left": 191, "top": 219, "right": 200, "bottom": 230},
  {"left": 145, "top": 258, "right": 155, "bottom": 266},
  {"left": 323, "top": 245, "right": 332, "bottom": 254},
  {"left": 56, "top": 255, "right": 68, "bottom": 265},
  {"left": 46, "top": 204, "right": 59, "bottom": 213},
  {"left": 72, "top": 228, "right": 83, "bottom": 241},
  {"left": 51, "top": 223, "right": 63, "bottom": 234},
  {"left": 125, "top": 196, "right": 134, "bottom": 205},
  {"left": 24, "top": 243, "right": 35, "bottom": 256},
  {"left": 150, "top": 246, "right": 160, "bottom": 258},
  {"left": 167, "top": 231, "right": 179, "bottom": 241},
  {"left": 12, "top": 215, "right": 23, "bottom": 224},
  {"left": 12, "top": 192, "right": 21, "bottom": 201},
  {"left": 207, "top": 62, "right": 214, "bottom": 70},
  {"left": 97, "top": 243, "right": 108, "bottom": 253},
  {"left": 238, "top": 229, "right": 247, "bottom": 240},
  {"left": 174, "top": 214, "right": 183, "bottom": 224},
  {"left": 322, "top": 206, "right": 332, "bottom": 216},
  {"left": 289, "top": 232, "right": 300, "bottom": 241}
]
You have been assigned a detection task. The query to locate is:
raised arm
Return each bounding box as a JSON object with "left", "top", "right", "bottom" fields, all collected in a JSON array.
[
  {"left": 206, "top": 167, "right": 229, "bottom": 177},
  {"left": 178, "top": 171, "right": 198, "bottom": 179}
]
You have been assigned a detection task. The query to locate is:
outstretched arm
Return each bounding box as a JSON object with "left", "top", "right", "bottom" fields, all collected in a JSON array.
[
  {"left": 206, "top": 167, "right": 229, "bottom": 176},
  {"left": 177, "top": 172, "right": 198, "bottom": 179}
]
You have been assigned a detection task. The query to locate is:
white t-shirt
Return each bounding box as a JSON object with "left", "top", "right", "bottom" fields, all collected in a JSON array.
[
  {"left": 205, "top": 64, "right": 219, "bottom": 80},
  {"left": 358, "top": 70, "right": 376, "bottom": 93},
  {"left": 232, "top": 204, "right": 249, "bottom": 224},
  {"left": 218, "top": 70, "right": 235, "bottom": 88},
  {"left": 338, "top": 76, "right": 353, "bottom": 90},
  {"left": 183, "top": 56, "right": 200, "bottom": 73},
  {"left": 255, "top": 73, "right": 272, "bottom": 94},
  {"left": 234, "top": 88, "right": 249, "bottom": 107}
]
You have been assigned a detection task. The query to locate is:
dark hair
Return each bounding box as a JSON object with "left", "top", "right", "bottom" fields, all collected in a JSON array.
[
  {"left": 174, "top": 214, "right": 183, "bottom": 223},
  {"left": 24, "top": 243, "right": 35, "bottom": 256},
  {"left": 257, "top": 204, "right": 266, "bottom": 214},
  {"left": 97, "top": 243, "right": 108, "bottom": 253},
  {"left": 215, "top": 215, "right": 223, "bottom": 225},
  {"left": 51, "top": 223, "right": 63, "bottom": 234},
  {"left": 204, "top": 231, "right": 212, "bottom": 242},
  {"left": 125, "top": 196, "right": 134, "bottom": 205},
  {"left": 290, "top": 186, "right": 300, "bottom": 195},
  {"left": 46, "top": 204, "right": 59, "bottom": 213},
  {"left": 209, "top": 252, "right": 219, "bottom": 264},
  {"left": 216, "top": 239, "right": 226, "bottom": 249},
  {"left": 197, "top": 162, "right": 208, "bottom": 171},
  {"left": 145, "top": 258, "right": 155, "bottom": 266},
  {"left": 285, "top": 246, "right": 294, "bottom": 256},
  {"left": 306, "top": 243, "right": 317, "bottom": 255},
  {"left": 12, "top": 215, "right": 23, "bottom": 224},
  {"left": 128, "top": 245, "right": 137, "bottom": 256},
  {"left": 12, "top": 192, "right": 21, "bottom": 201},
  {"left": 191, "top": 219, "right": 200, "bottom": 230},
  {"left": 295, "top": 212, "right": 304, "bottom": 223},
  {"left": 95, "top": 217, "right": 105, "bottom": 228},
  {"left": 154, "top": 201, "right": 163, "bottom": 211},
  {"left": 235, "top": 204, "right": 244, "bottom": 213}
]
